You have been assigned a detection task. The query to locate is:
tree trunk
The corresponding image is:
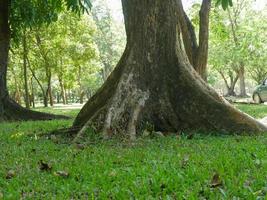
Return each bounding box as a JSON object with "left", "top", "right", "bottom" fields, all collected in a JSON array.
[
  {"left": 218, "top": 70, "right": 238, "bottom": 96},
  {"left": 0, "top": 0, "right": 67, "bottom": 121},
  {"left": 30, "top": 77, "right": 35, "bottom": 108},
  {"left": 0, "top": 0, "right": 9, "bottom": 121},
  {"left": 71, "top": 0, "right": 266, "bottom": 140},
  {"left": 79, "top": 91, "right": 85, "bottom": 104},
  {"left": 28, "top": 64, "right": 48, "bottom": 107},
  {"left": 59, "top": 77, "right": 67, "bottom": 104},
  {"left": 23, "top": 30, "right": 30, "bottom": 109},
  {"left": 48, "top": 84, "right": 54, "bottom": 106},
  {"left": 238, "top": 65, "right": 247, "bottom": 97},
  {"left": 227, "top": 9, "right": 247, "bottom": 98},
  {"left": 177, "top": 0, "right": 211, "bottom": 81},
  {"left": 43, "top": 95, "right": 48, "bottom": 107},
  {"left": 77, "top": 65, "right": 84, "bottom": 104}
]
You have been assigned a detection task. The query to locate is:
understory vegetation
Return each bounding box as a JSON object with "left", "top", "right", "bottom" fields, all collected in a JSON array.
[{"left": 0, "top": 104, "right": 266, "bottom": 199}]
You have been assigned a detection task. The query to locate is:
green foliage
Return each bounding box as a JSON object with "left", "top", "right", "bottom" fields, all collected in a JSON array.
[
  {"left": 8, "top": 12, "right": 102, "bottom": 105},
  {"left": 0, "top": 105, "right": 267, "bottom": 199},
  {"left": 10, "top": 0, "right": 91, "bottom": 40},
  {"left": 216, "top": 0, "right": 233, "bottom": 10},
  {"left": 208, "top": 0, "right": 267, "bottom": 92},
  {"left": 91, "top": 0, "right": 126, "bottom": 80}
]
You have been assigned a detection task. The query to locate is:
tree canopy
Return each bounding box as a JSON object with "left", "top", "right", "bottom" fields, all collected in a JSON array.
[{"left": 10, "top": 0, "right": 92, "bottom": 40}]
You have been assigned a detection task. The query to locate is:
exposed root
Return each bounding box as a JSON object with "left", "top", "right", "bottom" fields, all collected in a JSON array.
[
  {"left": 1, "top": 97, "right": 69, "bottom": 121},
  {"left": 127, "top": 91, "right": 149, "bottom": 140}
]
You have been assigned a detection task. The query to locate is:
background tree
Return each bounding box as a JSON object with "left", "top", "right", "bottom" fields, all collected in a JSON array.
[
  {"left": 91, "top": 0, "right": 126, "bottom": 81},
  {"left": 209, "top": 0, "right": 267, "bottom": 96},
  {"left": 8, "top": 11, "right": 101, "bottom": 108},
  {"left": 0, "top": 0, "right": 91, "bottom": 121}
]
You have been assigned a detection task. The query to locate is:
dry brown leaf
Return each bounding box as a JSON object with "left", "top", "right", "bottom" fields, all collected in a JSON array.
[
  {"left": 181, "top": 155, "right": 190, "bottom": 168},
  {"left": 210, "top": 173, "right": 223, "bottom": 188},
  {"left": 6, "top": 170, "right": 15, "bottom": 179},
  {"left": 54, "top": 171, "right": 69, "bottom": 178},
  {"left": 38, "top": 160, "right": 52, "bottom": 171}
]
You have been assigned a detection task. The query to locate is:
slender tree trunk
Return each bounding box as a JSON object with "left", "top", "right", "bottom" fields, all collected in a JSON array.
[
  {"left": 219, "top": 70, "right": 238, "bottom": 96},
  {"left": 77, "top": 65, "right": 84, "bottom": 104},
  {"left": 56, "top": 92, "right": 60, "bottom": 104},
  {"left": 194, "top": 0, "right": 211, "bottom": 81},
  {"left": 29, "top": 66, "right": 48, "bottom": 107},
  {"left": 239, "top": 64, "right": 247, "bottom": 97},
  {"left": 10, "top": 66, "right": 22, "bottom": 104},
  {"left": 30, "top": 77, "right": 35, "bottom": 108},
  {"left": 48, "top": 84, "right": 54, "bottom": 106},
  {"left": 28, "top": 64, "right": 48, "bottom": 107},
  {"left": 0, "top": 0, "right": 65, "bottom": 121},
  {"left": 59, "top": 77, "right": 67, "bottom": 104},
  {"left": 227, "top": 9, "right": 247, "bottom": 97},
  {"left": 44, "top": 66, "right": 53, "bottom": 107},
  {"left": 43, "top": 95, "right": 48, "bottom": 107},
  {"left": 80, "top": 92, "right": 85, "bottom": 104},
  {"left": 70, "top": 0, "right": 266, "bottom": 141},
  {"left": 23, "top": 30, "right": 30, "bottom": 109}
]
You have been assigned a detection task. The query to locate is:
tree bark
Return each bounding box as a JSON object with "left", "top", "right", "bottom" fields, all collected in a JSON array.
[
  {"left": 23, "top": 30, "right": 30, "bottom": 109},
  {"left": 0, "top": 0, "right": 10, "bottom": 121},
  {"left": 77, "top": 65, "right": 84, "bottom": 104},
  {"left": 30, "top": 77, "right": 35, "bottom": 108},
  {"left": 70, "top": 0, "right": 266, "bottom": 140},
  {"left": 48, "top": 84, "right": 54, "bottom": 106},
  {"left": 238, "top": 64, "right": 247, "bottom": 97},
  {"left": 0, "top": 0, "right": 67, "bottom": 121},
  {"left": 177, "top": 0, "right": 211, "bottom": 81}
]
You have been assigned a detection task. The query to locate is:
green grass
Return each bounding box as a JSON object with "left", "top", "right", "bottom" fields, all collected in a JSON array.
[
  {"left": 0, "top": 104, "right": 267, "bottom": 199},
  {"left": 236, "top": 103, "right": 267, "bottom": 119}
]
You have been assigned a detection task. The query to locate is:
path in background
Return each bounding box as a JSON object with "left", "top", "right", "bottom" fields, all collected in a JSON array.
[{"left": 35, "top": 103, "right": 85, "bottom": 110}]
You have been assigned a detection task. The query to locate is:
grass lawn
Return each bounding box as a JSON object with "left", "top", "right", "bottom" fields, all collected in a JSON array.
[{"left": 0, "top": 104, "right": 267, "bottom": 199}]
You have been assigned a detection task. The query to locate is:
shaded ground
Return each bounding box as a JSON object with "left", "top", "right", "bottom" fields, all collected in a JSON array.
[{"left": 0, "top": 104, "right": 266, "bottom": 199}]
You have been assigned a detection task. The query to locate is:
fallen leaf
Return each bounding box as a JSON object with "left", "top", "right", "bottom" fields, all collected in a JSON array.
[
  {"left": 181, "top": 155, "right": 190, "bottom": 168},
  {"left": 54, "top": 171, "right": 69, "bottom": 178},
  {"left": 38, "top": 160, "right": 52, "bottom": 171},
  {"left": 6, "top": 170, "right": 15, "bottom": 179},
  {"left": 210, "top": 173, "right": 223, "bottom": 188},
  {"left": 153, "top": 131, "right": 164, "bottom": 137}
]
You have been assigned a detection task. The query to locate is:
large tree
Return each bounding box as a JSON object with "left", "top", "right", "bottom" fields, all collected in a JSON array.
[
  {"left": 0, "top": 0, "right": 90, "bottom": 121},
  {"left": 71, "top": 0, "right": 267, "bottom": 141}
]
